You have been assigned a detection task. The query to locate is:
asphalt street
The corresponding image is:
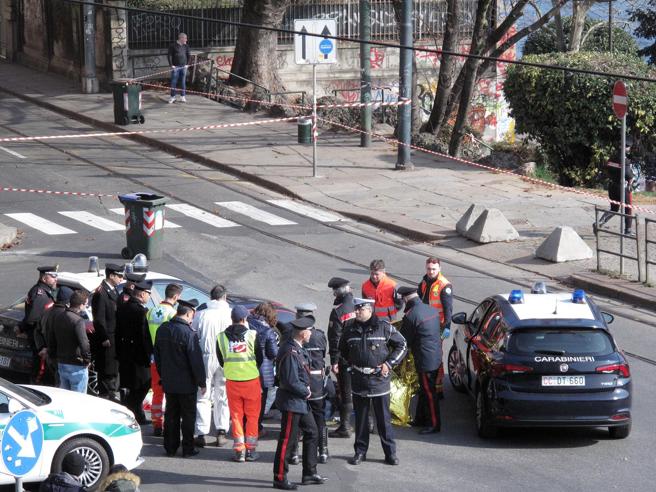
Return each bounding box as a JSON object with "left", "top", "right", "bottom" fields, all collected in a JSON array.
[{"left": 0, "top": 95, "right": 653, "bottom": 491}]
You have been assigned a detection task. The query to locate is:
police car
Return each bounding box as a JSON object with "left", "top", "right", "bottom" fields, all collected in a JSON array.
[
  {"left": 0, "top": 377, "right": 142, "bottom": 489},
  {"left": 447, "top": 284, "right": 631, "bottom": 439}
]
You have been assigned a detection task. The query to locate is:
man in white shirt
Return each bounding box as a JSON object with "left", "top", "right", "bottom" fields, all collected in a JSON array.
[{"left": 193, "top": 284, "right": 232, "bottom": 447}]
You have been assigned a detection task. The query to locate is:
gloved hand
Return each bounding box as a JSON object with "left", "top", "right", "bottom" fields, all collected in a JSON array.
[{"left": 441, "top": 326, "right": 451, "bottom": 340}]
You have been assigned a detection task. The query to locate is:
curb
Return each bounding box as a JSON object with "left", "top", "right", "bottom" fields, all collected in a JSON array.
[{"left": 566, "top": 274, "right": 656, "bottom": 312}]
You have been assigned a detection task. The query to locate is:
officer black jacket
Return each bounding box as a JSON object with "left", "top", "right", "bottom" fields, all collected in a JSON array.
[
  {"left": 339, "top": 315, "right": 407, "bottom": 397},
  {"left": 327, "top": 292, "right": 356, "bottom": 366},
  {"left": 275, "top": 338, "right": 311, "bottom": 414},
  {"left": 91, "top": 280, "right": 118, "bottom": 344},
  {"left": 400, "top": 297, "right": 442, "bottom": 373},
  {"left": 154, "top": 316, "right": 206, "bottom": 394},
  {"left": 115, "top": 296, "right": 152, "bottom": 389},
  {"left": 22, "top": 281, "right": 55, "bottom": 334},
  {"left": 305, "top": 328, "right": 327, "bottom": 400}
]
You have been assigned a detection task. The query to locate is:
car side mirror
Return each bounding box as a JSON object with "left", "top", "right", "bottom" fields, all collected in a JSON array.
[
  {"left": 8, "top": 399, "right": 22, "bottom": 415},
  {"left": 452, "top": 312, "right": 467, "bottom": 325},
  {"left": 601, "top": 312, "right": 614, "bottom": 325}
]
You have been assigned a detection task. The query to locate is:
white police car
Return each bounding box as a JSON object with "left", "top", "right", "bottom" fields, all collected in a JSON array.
[
  {"left": 0, "top": 377, "right": 142, "bottom": 489},
  {"left": 447, "top": 284, "right": 631, "bottom": 439}
]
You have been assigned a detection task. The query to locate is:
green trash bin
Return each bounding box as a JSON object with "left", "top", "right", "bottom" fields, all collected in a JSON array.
[
  {"left": 298, "top": 117, "right": 312, "bottom": 144},
  {"left": 118, "top": 192, "right": 167, "bottom": 260},
  {"left": 111, "top": 79, "right": 146, "bottom": 126}
]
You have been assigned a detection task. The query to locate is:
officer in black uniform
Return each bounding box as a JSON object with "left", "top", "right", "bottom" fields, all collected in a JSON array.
[
  {"left": 398, "top": 286, "right": 442, "bottom": 434},
  {"left": 91, "top": 263, "right": 124, "bottom": 402},
  {"left": 273, "top": 317, "right": 327, "bottom": 491},
  {"left": 339, "top": 298, "right": 407, "bottom": 466},
  {"left": 116, "top": 272, "right": 146, "bottom": 308},
  {"left": 22, "top": 265, "right": 58, "bottom": 381},
  {"left": 326, "top": 277, "right": 356, "bottom": 438},
  {"left": 154, "top": 298, "right": 206, "bottom": 458}
]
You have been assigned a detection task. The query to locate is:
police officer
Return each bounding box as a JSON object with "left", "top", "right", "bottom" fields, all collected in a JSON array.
[
  {"left": 339, "top": 298, "right": 407, "bottom": 466},
  {"left": 91, "top": 263, "right": 124, "bottom": 402},
  {"left": 398, "top": 286, "right": 442, "bottom": 434},
  {"left": 116, "top": 272, "right": 146, "bottom": 308},
  {"left": 326, "top": 277, "right": 355, "bottom": 438},
  {"left": 273, "top": 316, "right": 327, "bottom": 490},
  {"left": 154, "top": 298, "right": 206, "bottom": 458}
]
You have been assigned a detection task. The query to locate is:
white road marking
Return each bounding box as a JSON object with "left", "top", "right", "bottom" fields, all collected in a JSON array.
[
  {"left": 267, "top": 199, "right": 344, "bottom": 222},
  {"left": 109, "top": 207, "right": 181, "bottom": 228},
  {"left": 0, "top": 146, "right": 26, "bottom": 159},
  {"left": 166, "top": 203, "right": 239, "bottom": 228},
  {"left": 58, "top": 211, "right": 125, "bottom": 231},
  {"left": 4, "top": 213, "right": 76, "bottom": 235},
  {"left": 215, "top": 201, "right": 296, "bottom": 226}
]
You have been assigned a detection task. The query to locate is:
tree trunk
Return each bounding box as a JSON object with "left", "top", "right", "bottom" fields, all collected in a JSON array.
[
  {"left": 552, "top": 0, "right": 566, "bottom": 51},
  {"left": 423, "top": 0, "right": 459, "bottom": 134},
  {"left": 569, "top": 0, "right": 595, "bottom": 52},
  {"left": 229, "top": 0, "right": 289, "bottom": 93}
]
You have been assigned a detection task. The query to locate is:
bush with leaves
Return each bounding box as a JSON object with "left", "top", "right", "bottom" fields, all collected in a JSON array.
[
  {"left": 523, "top": 17, "right": 638, "bottom": 56},
  {"left": 504, "top": 52, "right": 656, "bottom": 186}
]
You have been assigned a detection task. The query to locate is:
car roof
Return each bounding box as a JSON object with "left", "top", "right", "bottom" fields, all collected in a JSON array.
[
  {"left": 56, "top": 270, "right": 181, "bottom": 292},
  {"left": 492, "top": 293, "right": 607, "bottom": 330}
]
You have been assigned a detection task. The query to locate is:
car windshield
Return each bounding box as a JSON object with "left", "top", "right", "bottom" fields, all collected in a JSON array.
[
  {"left": 0, "top": 377, "right": 50, "bottom": 406},
  {"left": 507, "top": 329, "right": 615, "bottom": 356}
]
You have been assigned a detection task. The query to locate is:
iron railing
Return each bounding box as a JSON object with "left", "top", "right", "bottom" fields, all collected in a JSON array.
[
  {"left": 646, "top": 217, "right": 656, "bottom": 284},
  {"left": 594, "top": 206, "right": 642, "bottom": 281},
  {"left": 127, "top": 0, "right": 477, "bottom": 50}
]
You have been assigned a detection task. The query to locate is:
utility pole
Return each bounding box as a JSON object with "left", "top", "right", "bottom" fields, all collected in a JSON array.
[
  {"left": 396, "top": 0, "right": 413, "bottom": 170},
  {"left": 608, "top": 0, "right": 613, "bottom": 52},
  {"left": 359, "top": 0, "right": 371, "bottom": 147},
  {"left": 82, "top": 0, "right": 98, "bottom": 93}
]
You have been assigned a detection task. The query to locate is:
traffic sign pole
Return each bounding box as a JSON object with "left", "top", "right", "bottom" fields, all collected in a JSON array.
[
  {"left": 620, "top": 113, "right": 626, "bottom": 275},
  {"left": 15, "top": 477, "right": 22, "bottom": 492},
  {"left": 312, "top": 62, "right": 318, "bottom": 178}
]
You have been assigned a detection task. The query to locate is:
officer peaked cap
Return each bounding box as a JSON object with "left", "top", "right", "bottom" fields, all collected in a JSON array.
[
  {"left": 295, "top": 302, "right": 317, "bottom": 313},
  {"left": 290, "top": 316, "right": 315, "bottom": 330},
  {"left": 125, "top": 272, "right": 146, "bottom": 283},
  {"left": 328, "top": 277, "right": 349, "bottom": 289},
  {"left": 178, "top": 298, "right": 199, "bottom": 310},
  {"left": 37, "top": 265, "right": 59, "bottom": 275},
  {"left": 353, "top": 297, "right": 375, "bottom": 308},
  {"left": 133, "top": 280, "right": 153, "bottom": 292},
  {"left": 105, "top": 263, "right": 124, "bottom": 275},
  {"left": 397, "top": 286, "right": 417, "bottom": 297}
]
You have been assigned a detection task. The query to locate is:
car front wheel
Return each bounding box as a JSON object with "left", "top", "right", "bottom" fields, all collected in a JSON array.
[
  {"left": 447, "top": 345, "right": 467, "bottom": 393},
  {"left": 52, "top": 437, "right": 110, "bottom": 490}
]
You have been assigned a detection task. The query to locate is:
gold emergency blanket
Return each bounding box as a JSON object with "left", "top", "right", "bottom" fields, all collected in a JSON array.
[{"left": 390, "top": 353, "right": 419, "bottom": 426}]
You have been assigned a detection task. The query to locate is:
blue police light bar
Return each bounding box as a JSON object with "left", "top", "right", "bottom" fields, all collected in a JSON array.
[
  {"left": 509, "top": 289, "right": 524, "bottom": 304},
  {"left": 572, "top": 289, "right": 587, "bottom": 304}
]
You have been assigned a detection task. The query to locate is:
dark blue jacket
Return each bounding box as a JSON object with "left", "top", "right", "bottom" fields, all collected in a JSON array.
[
  {"left": 154, "top": 316, "right": 206, "bottom": 394},
  {"left": 275, "top": 338, "right": 311, "bottom": 414},
  {"left": 400, "top": 297, "right": 442, "bottom": 373},
  {"left": 248, "top": 314, "right": 278, "bottom": 388}
]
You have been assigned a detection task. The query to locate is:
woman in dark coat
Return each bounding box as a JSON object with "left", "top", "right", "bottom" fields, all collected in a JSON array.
[{"left": 247, "top": 302, "right": 279, "bottom": 432}]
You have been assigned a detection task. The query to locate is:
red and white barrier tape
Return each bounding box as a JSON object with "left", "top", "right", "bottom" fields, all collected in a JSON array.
[
  {"left": 317, "top": 117, "right": 656, "bottom": 216},
  {"left": 0, "top": 187, "right": 116, "bottom": 197},
  {"left": 0, "top": 117, "right": 299, "bottom": 144}
]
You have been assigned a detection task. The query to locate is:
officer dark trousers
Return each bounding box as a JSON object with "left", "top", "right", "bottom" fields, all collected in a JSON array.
[
  {"left": 330, "top": 364, "right": 353, "bottom": 435},
  {"left": 417, "top": 370, "right": 441, "bottom": 431},
  {"left": 273, "top": 410, "right": 319, "bottom": 482},
  {"left": 352, "top": 394, "right": 395, "bottom": 457},
  {"left": 288, "top": 399, "right": 326, "bottom": 461},
  {"left": 164, "top": 392, "right": 197, "bottom": 455}
]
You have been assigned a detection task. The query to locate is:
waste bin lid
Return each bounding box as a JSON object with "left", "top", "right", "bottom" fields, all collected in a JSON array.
[{"left": 118, "top": 192, "right": 166, "bottom": 204}]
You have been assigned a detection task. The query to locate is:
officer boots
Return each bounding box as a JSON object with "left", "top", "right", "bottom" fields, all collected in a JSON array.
[
  {"left": 329, "top": 403, "right": 352, "bottom": 438},
  {"left": 318, "top": 427, "right": 329, "bottom": 464}
]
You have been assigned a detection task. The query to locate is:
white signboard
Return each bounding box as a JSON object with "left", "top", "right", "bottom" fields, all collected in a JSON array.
[{"left": 294, "top": 19, "right": 337, "bottom": 65}]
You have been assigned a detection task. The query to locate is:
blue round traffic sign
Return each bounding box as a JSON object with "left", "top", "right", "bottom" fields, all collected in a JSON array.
[
  {"left": 1, "top": 410, "right": 43, "bottom": 477},
  {"left": 319, "top": 39, "right": 333, "bottom": 55}
]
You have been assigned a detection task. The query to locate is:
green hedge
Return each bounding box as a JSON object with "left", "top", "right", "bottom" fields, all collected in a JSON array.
[{"left": 504, "top": 52, "right": 656, "bottom": 186}]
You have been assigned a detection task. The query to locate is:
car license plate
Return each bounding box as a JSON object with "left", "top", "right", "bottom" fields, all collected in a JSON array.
[
  {"left": 541, "top": 375, "right": 585, "bottom": 386},
  {"left": 0, "top": 356, "right": 10, "bottom": 368}
]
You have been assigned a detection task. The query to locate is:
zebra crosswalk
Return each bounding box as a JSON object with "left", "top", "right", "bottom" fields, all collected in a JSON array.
[{"left": 3, "top": 200, "right": 345, "bottom": 236}]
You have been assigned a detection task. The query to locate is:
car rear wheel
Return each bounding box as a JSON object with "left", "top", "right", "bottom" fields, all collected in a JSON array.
[
  {"left": 447, "top": 345, "right": 467, "bottom": 393},
  {"left": 475, "top": 387, "right": 498, "bottom": 438},
  {"left": 609, "top": 423, "right": 631, "bottom": 439},
  {"left": 52, "top": 437, "right": 109, "bottom": 490}
]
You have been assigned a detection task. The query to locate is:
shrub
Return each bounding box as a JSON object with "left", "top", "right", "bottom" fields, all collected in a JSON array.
[{"left": 504, "top": 52, "right": 656, "bottom": 186}]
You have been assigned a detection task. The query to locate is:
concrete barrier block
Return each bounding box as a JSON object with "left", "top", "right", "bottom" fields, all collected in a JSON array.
[
  {"left": 536, "top": 226, "right": 593, "bottom": 262},
  {"left": 465, "top": 208, "right": 519, "bottom": 243},
  {"left": 456, "top": 204, "right": 485, "bottom": 235}
]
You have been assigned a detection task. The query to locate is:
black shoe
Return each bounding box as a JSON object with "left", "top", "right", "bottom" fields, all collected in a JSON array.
[
  {"left": 246, "top": 449, "right": 260, "bottom": 462},
  {"left": 194, "top": 435, "right": 206, "bottom": 448},
  {"left": 302, "top": 474, "right": 327, "bottom": 485},
  {"left": 348, "top": 452, "right": 366, "bottom": 465},
  {"left": 318, "top": 449, "right": 329, "bottom": 464},
  {"left": 384, "top": 455, "right": 399, "bottom": 465},
  {"left": 164, "top": 450, "right": 176, "bottom": 457},
  {"left": 289, "top": 455, "right": 300, "bottom": 465},
  {"left": 216, "top": 431, "right": 228, "bottom": 447},
  {"left": 419, "top": 427, "right": 440, "bottom": 435},
  {"left": 182, "top": 448, "right": 200, "bottom": 458},
  {"left": 625, "top": 228, "right": 635, "bottom": 236},
  {"left": 273, "top": 480, "right": 298, "bottom": 490},
  {"left": 152, "top": 427, "right": 163, "bottom": 437},
  {"left": 328, "top": 427, "right": 351, "bottom": 438}
]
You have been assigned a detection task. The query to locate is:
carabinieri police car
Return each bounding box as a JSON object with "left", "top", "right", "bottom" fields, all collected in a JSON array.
[{"left": 447, "top": 284, "right": 631, "bottom": 439}]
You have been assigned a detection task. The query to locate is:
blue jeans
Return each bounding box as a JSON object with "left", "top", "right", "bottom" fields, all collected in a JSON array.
[
  {"left": 58, "top": 363, "right": 88, "bottom": 393},
  {"left": 170, "top": 66, "right": 187, "bottom": 97}
]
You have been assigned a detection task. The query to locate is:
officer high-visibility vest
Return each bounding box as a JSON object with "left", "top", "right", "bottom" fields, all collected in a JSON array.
[
  {"left": 217, "top": 329, "right": 259, "bottom": 381},
  {"left": 419, "top": 273, "right": 451, "bottom": 325},
  {"left": 147, "top": 302, "right": 177, "bottom": 345},
  {"left": 362, "top": 275, "right": 398, "bottom": 320}
]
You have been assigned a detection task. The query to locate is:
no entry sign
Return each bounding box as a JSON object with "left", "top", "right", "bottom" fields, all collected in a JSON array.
[{"left": 613, "top": 81, "right": 627, "bottom": 119}]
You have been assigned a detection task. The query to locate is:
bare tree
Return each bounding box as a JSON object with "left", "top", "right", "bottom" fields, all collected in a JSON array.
[{"left": 568, "top": 0, "right": 596, "bottom": 52}]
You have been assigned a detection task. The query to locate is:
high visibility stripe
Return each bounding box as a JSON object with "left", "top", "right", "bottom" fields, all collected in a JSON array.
[
  {"left": 267, "top": 199, "right": 344, "bottom": 222},
  {"left": 166, "top": 203, "right": 239, "bottom": 228},
  {"left": 58, "top": 211, "right": 124, "bottom": 231},
  {"left": 215, "top": 201, "right": 296, "bottom": 226},
  {"left": 110, "top": 207, "right": 181, "bottom": 228},
  {"left": 5, "top": 213, "right": 76, "bottom": 235}
]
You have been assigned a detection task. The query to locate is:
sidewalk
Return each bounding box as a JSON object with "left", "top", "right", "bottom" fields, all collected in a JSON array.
[{"left": 0, "top": 62, "right": 654, "bottom": 310}]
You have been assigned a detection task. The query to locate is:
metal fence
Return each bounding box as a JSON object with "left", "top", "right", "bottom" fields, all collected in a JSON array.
[
  {"left": 594, "top": 206, "right": 642, "bottom": 281},
  {"left": 127, "top": 0, "right": 477, "bottom": 50},
  {"left": 646, "top": 217, "right": 656, "bottom": 284}
]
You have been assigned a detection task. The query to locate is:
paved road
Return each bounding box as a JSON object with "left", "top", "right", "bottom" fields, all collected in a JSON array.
[{"left": 0, "top": 96, "right": 653, "bottom": 491}]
